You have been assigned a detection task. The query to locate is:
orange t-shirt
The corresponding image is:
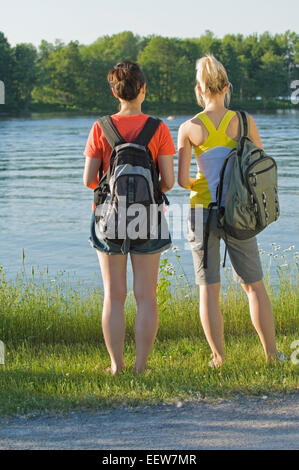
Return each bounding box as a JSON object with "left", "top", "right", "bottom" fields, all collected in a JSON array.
[{"left": 83, "top": 114, "right": 176, "bottom": 175}]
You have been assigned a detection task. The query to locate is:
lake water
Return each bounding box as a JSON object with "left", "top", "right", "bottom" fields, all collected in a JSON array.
[{"left": 0, "top": 111, "right": 298, "bottom": 288}]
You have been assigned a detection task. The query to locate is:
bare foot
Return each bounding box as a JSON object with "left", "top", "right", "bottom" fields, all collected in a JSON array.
[
  {"left": 208, "top": 353, "right": 224, "bottom": 369},
  {"left": 267, "top": 351, "right": 289, "bottom": 363},
  {"left": 133, "top": 365, "right": 151, "bottom": 376},
  {"left": 105, "top": 365, "right": 124, "bottom": 376}
]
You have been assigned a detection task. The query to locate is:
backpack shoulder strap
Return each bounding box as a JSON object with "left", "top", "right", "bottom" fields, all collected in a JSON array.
[
  {"left": 134, "top": 117, "right": 162, "bottom": 147},
  {"left": 98, "top": 115, "right": 126, "bottom": 148},
  {"left": 237, "top": 110, "right": 250, "bottom": 139}
]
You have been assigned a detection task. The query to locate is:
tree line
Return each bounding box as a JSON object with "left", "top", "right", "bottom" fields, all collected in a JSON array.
[{"left": 0, "top": 30, "right": 298, "bottom": 114}]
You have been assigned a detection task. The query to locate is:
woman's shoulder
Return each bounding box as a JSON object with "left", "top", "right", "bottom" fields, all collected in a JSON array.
[
  {"left": 149, "top": 119, "right": 176, "bottom": 156},
  {"left": 86, "top": 120, "right": 103, "bottom": 140},
  {"left": 179, "top": 112, "right": 205, "bottom": 129},
  {"left": 153, "top": 118, "right": 173, "bottom": 140},
  {"left": 232, "top": 111, "right": 258, "bottom": 136},
  {"left": 91, "top": 119, "right": 106, "bottom": 133},
  {"left": 232, "top": 110, "right": 256, "bottom": 125},
  {"left": 178, "top": 114, "right": 205, "bottom": 145}
]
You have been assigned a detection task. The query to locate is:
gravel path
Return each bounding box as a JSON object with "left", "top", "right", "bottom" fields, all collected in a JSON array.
[{"left": 0, "top": 394, "right": 298, "bottom": 450}]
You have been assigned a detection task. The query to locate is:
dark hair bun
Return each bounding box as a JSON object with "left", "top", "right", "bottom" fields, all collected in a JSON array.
[{"left": 107, "top": 61, "right": 146, "bottom": 101}]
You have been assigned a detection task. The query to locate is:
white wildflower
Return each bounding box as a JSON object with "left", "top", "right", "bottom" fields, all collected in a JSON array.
[{"left": 166, "top": 263, "right": 174, "bottom": 269}]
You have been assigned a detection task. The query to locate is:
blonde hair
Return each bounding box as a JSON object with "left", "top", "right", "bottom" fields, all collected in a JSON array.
[{"left": 195, "top": 54, "right": 231, "bottom": 108}]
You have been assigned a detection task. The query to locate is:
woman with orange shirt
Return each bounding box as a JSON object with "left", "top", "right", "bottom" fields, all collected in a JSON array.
[{"left": 83, "top": 61, "right": 175, "bottom": 375}]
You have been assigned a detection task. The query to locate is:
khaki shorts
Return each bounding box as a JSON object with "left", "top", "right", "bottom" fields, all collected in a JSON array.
[{"left": 187, "top": 208, "right": 263, "bottom": 286}]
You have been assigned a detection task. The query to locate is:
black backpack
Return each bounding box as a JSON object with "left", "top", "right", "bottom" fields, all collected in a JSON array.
[{"left": 92, "top": 116, "right": 169, "bottom": 248}]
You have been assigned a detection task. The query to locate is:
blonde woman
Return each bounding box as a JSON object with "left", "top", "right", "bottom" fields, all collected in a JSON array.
[{"left": 178, "top": 54, "right": 286, "bottom": 368}]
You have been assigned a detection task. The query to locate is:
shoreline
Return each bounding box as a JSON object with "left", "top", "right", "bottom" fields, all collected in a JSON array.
[{"left": 1, "top": 101, "right": 298, "bottom": 119}]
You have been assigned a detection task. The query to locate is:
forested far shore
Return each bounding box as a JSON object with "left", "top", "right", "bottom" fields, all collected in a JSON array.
[{"left": 0, "top": 30, "right": 298, "bottom": 115}]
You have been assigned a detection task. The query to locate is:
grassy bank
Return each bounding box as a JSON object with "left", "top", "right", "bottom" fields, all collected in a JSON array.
[{"left": 0, "top": 246, "right": 298, "bottom": 416}]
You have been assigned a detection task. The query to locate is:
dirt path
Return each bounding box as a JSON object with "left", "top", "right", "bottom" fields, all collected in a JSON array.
[{"left": 0, "top": 394, "right": 298, "bottom": 450}]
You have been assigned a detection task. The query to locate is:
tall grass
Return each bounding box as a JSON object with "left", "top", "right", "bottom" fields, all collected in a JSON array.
[
  {"left": 0, "top": 245, "right": 298, "bottom": 415},
  {"left": 0, "top": 245, "right": 298, "bottom": 346}
]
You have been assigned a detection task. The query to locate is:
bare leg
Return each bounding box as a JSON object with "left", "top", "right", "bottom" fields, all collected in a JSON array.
[
  {"left": 241, "top": 280, "right": 278, "bottom": 361},
  {"left": 97, "top": 251, "right": 128, "bottom": 375},
  {"left": 130, "top": 253, "right": 161, "bottom": 374},
  {"left": 199, "top": 283, "right": 225, "bottom": 367}
]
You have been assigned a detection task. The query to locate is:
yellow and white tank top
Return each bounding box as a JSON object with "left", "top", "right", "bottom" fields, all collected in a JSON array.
[{"left": 190, "top": 110, "right": 238, "bottom": 209}]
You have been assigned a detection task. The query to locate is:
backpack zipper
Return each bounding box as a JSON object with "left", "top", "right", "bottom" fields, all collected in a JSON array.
[
  {"left": 245, "top": 156, "right": 277, "bottom": 180},
  {"left": 248, "top": 162, "right": 276, "bottom": 177}
]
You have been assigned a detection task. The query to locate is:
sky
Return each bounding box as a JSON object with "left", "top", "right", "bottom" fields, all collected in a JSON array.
[{"left": 1, "top": 0, "right": 298, "bottom": 47}]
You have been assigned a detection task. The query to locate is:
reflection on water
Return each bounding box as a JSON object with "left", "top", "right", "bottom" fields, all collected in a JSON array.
[{"left": 0, "top": 110, "right": 298, "bottom": 287}]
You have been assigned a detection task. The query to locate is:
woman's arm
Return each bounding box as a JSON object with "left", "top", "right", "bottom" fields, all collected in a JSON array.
[
  {"left": 157, "top": 155, "right": 175, "bottom": 193},
  {"left": 83, "top": 156, "right": 102, "bottom": 189},
  {"left": 177, "top": 121, "right": 196, "bottom": 190}
]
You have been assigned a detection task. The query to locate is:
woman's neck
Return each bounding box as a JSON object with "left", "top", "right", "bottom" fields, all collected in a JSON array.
[
  {"left": 203, "top": 94, "right": 226, "bottom": 113},
  {"left": 117, "top": 100, "right": 143, "bottom": 116}
]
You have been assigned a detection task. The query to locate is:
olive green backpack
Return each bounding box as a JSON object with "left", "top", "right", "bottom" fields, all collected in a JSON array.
[{"left": 203, "top": 110, "right": 280, "bottom": 269}]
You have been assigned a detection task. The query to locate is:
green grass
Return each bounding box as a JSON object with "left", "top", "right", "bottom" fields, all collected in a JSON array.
[{"left": 0, "top": 245, "right": 298, "bottom": 416}]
